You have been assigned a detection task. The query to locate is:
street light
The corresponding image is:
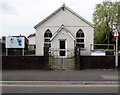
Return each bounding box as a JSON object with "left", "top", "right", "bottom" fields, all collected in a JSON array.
[{"left": 110, "top": 23, "right": 120, "bottom": 70}]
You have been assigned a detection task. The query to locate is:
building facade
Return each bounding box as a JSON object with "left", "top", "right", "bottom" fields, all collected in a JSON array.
[
  {"left": 27, "top": 33, "right": 36, "bottom": 51},
  {"left": 34, "top": 4, "right": 94, "bottom": 57}
]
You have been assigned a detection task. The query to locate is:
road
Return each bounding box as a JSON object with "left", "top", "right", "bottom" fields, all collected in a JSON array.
[
  {"left": 2, "top": 86, "right": 118, "bottom": 93},
  {"left": 1, "top": 81, "right": 119, "bottom": 93},
  {"left": 1, "top": 70, "right": 119, "bottom": 94}
]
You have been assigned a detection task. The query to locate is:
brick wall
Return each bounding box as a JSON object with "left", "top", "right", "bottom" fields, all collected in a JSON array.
[
  {"left": 2, "top": 56, "right": 49, "bottom": 70},
  {"left": 80, "top": 56, "right": 120, "bottom": 69}
]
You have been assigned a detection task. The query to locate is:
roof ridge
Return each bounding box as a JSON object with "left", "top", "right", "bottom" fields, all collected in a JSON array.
[{"left": 27, "top": 33, "right": 36, "bottom": 38}]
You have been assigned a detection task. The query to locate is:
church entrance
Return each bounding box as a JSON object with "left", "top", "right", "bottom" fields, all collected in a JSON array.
[
  {"left": 49, "top": 48, "right": 75, "bottom": 70},
  {"left": 59, "top": 40, "right": 66, "bottom": 57}
]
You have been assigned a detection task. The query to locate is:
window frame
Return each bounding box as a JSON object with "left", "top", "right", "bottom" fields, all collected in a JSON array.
[
  {"left": 44, "top": 29, "right": 52, "bottom": 48},
  {"left": 76, "top": 29, "right": 85, "bottom": 49}
]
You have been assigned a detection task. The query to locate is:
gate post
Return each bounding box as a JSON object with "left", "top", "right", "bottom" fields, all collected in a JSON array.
[
  {"left": 75, "top": 47, "right": 81, "bottom": 70},
  {"left": 44, "top": 47, "right": 49, "bottom": 70}
]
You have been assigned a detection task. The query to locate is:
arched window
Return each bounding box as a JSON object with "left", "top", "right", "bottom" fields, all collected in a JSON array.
[
  {"left": 44, "top": 29, "right": 52, "bottom": 47},
  {"left": 76, "top": 29, "right": 85, "bottom": 49}
]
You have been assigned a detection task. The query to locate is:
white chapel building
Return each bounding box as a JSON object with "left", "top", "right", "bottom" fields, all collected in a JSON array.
[{"left": 34, "top": 4, "right": 94, "bottom": 57}]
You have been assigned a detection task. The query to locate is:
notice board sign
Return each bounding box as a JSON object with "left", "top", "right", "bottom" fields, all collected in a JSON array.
[
  {"left": 6, "top": 36, "right": 25, "bottom": 48},
  {"left": 91, "top": 51, "right": 106, "bottom": 56}
]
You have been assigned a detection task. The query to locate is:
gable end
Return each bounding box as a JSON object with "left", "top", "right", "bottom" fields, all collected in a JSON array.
[{"left": 34, "top": 4, "right": 93, "bottom": 29}]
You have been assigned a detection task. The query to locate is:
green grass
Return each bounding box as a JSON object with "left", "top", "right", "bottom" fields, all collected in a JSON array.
[
  {"left": 69, "top": 58, "right": 76, "bottom": 70},
  {"left": 49, "top": 58, "right": 55, "bottom": 65}
]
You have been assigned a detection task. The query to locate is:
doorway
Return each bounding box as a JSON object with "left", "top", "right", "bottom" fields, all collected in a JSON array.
[{"left": 59, "top": 40, "right": 66, "bottom": 56}]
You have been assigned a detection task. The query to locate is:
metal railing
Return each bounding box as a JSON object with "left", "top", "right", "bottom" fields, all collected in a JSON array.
[{"left": 90, "top": 44, "right": 115, "bottom": 55}]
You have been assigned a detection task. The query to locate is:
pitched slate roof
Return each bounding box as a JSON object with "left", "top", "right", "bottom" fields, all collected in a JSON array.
[
  {"left": 27, "top": 33, "right": 36, "bottom": 38},
  {"left": 34, "top": 4, "right": 93, "bottom": 29},
  {"left": 50, "top": 24, "right": 75, "bottom": 41}
]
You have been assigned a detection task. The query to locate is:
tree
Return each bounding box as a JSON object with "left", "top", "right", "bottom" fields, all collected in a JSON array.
[
  {"left": 93, "top": 1, "right": 119, "bottom": 46},
  {"left": 2, "top": 36, "right": 6, "bottom": 41}
]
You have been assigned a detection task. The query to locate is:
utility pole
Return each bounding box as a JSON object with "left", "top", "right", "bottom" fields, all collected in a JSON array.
[
  {"left": 110, "top": 1, "right": 120, "bottom": 70},
  {"left": 110, "top": 24, "right": 119, "bottom": 70},
  {"left": 116, "top": 37, "right": 118, "bottom": 69}
]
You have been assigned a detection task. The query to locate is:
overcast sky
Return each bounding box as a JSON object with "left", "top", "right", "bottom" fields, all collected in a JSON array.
[{"left": 0, "top": 0, "right": 118, "bottom": 38}]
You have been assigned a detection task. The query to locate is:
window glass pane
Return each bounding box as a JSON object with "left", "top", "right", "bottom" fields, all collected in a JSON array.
[
  {"left": 45, "top": 39, "right": 50, "bottom": 42},
  {"left": 60, "top": 40, "right": 65, "bottom": 49},
  {"left": 44, "top": 43, "right": 49, "bottom": 47},
  {"left": 44, "top": 33, "right": 48, "bottom": 37},
  {"left": 44, "top": 43, "right": 51, "bottom": 47},
  {"left": 44, "top": 29, "right": 52, "bottom": 47},
  {"left": 49, "top": 33, "right": 52, "bottom": 37},
  {"left": 76, "top": 44, "right": 80, "bottom": 47},
  {"left": 76, "top": 39, "right": 84, "bottom": 42},
  {"left": 76, "top": 29, "right": 85, "bottom": 49},
  {"left": 76, "top": 29, "right": 84, "bottom": 37},
  {"left": 80, "top": 44, "right": 84, "bottom": 48},
  {"left": 44, "top": 30, "right": 52, "bottom": 37},
  {"left": 60, "top": 51, "right": 66, "bottom": 56},
  {"left": 49, "top": 44, "right": 51, "bottom": 48},
  {"left": 76, "top": 44, "right": 84, "bottom": 48}
]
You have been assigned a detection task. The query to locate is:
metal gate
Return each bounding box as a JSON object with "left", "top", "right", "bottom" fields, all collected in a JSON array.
[{"left": 49, "top": 48, "right": 75, "bottom": 70}]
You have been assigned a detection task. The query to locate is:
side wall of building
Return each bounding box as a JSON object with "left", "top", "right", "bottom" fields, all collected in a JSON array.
[{"left": 28, "top": 36, "right": 36, "bottom": 51}]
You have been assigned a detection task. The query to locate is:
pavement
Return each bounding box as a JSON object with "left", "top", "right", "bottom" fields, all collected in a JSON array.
[
  {"left": 2, "top": 69, "right": 119, "bottom": 81},
  {"left": 1, "top": 69, "right": 119, "bottom": 94}
]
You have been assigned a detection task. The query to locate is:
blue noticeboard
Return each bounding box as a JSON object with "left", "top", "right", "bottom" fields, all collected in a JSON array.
[
  {"left": 6, "top": 36, "right": 25, "bottom": 48},
  {"left": 91, "top": 51, "right": 106, "bottom": 56}
]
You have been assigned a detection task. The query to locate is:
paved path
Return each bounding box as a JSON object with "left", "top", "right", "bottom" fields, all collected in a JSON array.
[
  {"left": 2, "top": 69, "right": 118, "bottom": 81},
  {"left": 51, "top": 58, "right": 74, "bottom": 70}
]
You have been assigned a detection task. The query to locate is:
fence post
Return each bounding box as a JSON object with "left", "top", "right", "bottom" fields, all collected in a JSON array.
[
  {"left": 44, "top": 47, "right": 49, "bottom": 70},
  {"left": 75, "top": 47, "right": 81, "bottom": 70}
]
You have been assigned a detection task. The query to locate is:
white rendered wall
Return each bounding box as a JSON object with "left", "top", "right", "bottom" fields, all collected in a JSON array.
[
  {"left": 51, "top": 29, "right": 75, "bottom": 57},
  {"left": 35, "top": 8, "right": 94, "bottom": 56},
  {"left": 28, "top": 36, "right": 35, "bottom": 45}
]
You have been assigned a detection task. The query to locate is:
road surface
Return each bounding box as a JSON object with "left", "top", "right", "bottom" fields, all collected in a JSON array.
[{"left": 1, "top": 81, "right": 119, "bottom": 93}]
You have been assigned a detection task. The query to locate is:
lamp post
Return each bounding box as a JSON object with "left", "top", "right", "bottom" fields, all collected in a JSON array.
[
  {"left": 115, "top": 31, "right": 118, "bottom": 70},
  {"left": 110, "top": 23, "right": 120, "bottom": 70}
]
